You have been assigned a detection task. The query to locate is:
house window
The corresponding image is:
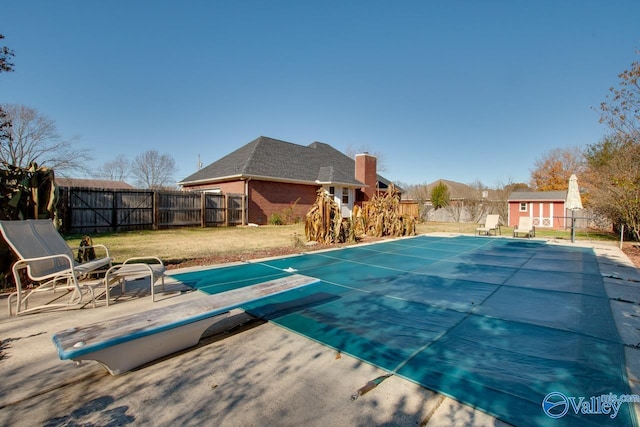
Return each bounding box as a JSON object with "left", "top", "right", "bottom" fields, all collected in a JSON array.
[
  {"left": 519, "top": 202, "right": 527, "bottom": 212},
  {"left": 329, "top": 186, "right": 335, "bottom": 196},
  {"left": 342, "top": 188, "right": 349, "bottom": 204}
]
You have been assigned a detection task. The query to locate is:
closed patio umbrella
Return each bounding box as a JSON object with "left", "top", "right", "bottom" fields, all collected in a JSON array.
[{"left": 565, "top": 174, "right": 582, "bottom": 242}]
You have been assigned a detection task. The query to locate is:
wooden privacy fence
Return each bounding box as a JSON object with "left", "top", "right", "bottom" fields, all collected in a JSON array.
[
  {"left": 58, "top": 188, "right": 246, "bottom": 234},
  {"left": 399, "top": 200, "right": 419, "bottom": 218}
]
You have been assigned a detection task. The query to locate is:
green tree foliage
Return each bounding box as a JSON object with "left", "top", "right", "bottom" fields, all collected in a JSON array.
[
  {"left": 0, "top": 34, "right": 14, "bottom": 72},
  {"left": 584, "top": 134, "right": 640, "bottom": 241},
  {"left": 588, "top": 55, "right": 640, "bottom": 241},
  {"left": 430, "top": 181, "right": 450, "bottom": 210}
]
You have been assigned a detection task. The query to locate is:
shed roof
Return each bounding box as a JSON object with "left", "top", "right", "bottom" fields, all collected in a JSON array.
[{"left": 508, "top": 191, "right": 567, "bottom": 201}]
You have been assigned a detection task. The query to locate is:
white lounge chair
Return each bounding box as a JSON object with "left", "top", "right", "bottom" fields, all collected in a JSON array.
[
  {"left": 104, "top": 257, "right": 166, "bottom": 305},
  {"left": 0, "top": 219, "right": 112, "bottom": 315},
  {"left": 513, "top": 217, "right": 535, "bottom": 238},
  {"left": 476, "top": 214, "right": 501, "bottom": 236}
]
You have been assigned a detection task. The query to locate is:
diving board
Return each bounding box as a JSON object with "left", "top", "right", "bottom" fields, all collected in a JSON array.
[{"left": 52, "top": 274, "right": 320, "bottom": 375}]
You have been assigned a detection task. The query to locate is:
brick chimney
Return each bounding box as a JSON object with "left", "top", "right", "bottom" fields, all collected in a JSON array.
[{"left": 355, "top": 153, "right": 377, "bottom": 201}]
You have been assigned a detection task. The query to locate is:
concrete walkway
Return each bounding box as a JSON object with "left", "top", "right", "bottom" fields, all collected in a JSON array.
[{"left": 1, "top": 235, "right": 639, "bottom": 426}]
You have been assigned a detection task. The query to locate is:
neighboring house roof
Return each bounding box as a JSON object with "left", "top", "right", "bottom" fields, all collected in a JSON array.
[
  {"left": 508, "top": 191, "right": 567, "bottom": 202},
  {"left": 179, "top": 136, "right": 390, "bottom": 188},
  {"left": 426, "top": 179, "right": 476, "bottom": 200},
  {"left": 56, "top": 177, "right": 134, "bottom": 190},
  {"left": 377, "top": 174, "right": 392, "bottom": 190},
  {"left": 419, "top": 179, "right": 503, "bottom": 202}
]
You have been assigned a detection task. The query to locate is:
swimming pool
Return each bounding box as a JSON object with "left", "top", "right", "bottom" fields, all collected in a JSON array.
[{"left": 173, "top": 235, "right": 636, "bottom": 426}]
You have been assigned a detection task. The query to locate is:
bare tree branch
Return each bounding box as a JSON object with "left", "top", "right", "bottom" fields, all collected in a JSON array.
[
  {"left": 599, "top": 55, "right": 640, "bottom": 137},
  {"left": 98, "top": 154, "right": 131, "bottom": 181},
  {"left": 131, "top": 150, "right": 177, "bottom": 189},
  {"left": 344, "top": 144, "right": 387, "bottom": 172},
  {"left": 0, "top": 104, "right": 92, "bottom": 174}
]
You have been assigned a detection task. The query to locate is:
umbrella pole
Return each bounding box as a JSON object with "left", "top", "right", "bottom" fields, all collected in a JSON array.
[{"left": 571, "top": 210, "right": 576, "bottom": 243}]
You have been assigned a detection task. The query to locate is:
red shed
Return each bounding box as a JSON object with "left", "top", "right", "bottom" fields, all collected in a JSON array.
[{"left": 507, "top": 191, "right": 568, "bottom": 229}]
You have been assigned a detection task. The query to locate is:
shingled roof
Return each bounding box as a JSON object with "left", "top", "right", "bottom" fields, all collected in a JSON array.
[
  {"left": 426, "top": 179, "right": 476, "bottom": 200},
  {"left": 55, "top": 177, "right": 134, "bottom": 190},
  {"left": 179, "top": 136, "right": 389, "bottom": 188},
  {"left": 508, "top": 191, "right": 567, "bottom": 201}
]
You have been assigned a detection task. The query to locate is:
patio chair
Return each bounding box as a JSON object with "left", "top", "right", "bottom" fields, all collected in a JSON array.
[
  {"left": 513, "top": 216, "right": 535, "bottom": 238},
  {"left": 0, "top": 219, "right": 113, "bottom": 315},
  {"left": 103, "top": 257, "right": 166, "bottom": 305},
  {"left": 476, "top": 214, "right": 501, "bottom": 236}
]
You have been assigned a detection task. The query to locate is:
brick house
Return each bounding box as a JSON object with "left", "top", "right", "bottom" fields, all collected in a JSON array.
[
  {"left": 178, "top": 136, "right": 394, "bottom": 225},
  {"left": 507, "top": 191, "right": 568, "bottom": 229}
]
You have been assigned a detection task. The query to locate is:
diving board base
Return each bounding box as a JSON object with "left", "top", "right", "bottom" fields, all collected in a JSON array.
[
  {"left": 74, "top": 313, "right": 230, "bottom": 375},
  {"left": 52, "top": 274, "right": 320, "bottom": 375}
]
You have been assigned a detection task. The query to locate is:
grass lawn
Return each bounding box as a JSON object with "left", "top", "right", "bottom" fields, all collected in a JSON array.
[
  {"left": 64, "top": 222, "right": 621, "bottom": 268},
  {"left": 65, "top": 224, "right": 307, "bottom": 266}
]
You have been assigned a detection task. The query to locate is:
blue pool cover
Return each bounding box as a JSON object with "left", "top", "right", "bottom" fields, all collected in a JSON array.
[{"left": 173, "top": 235, "right": 636, "bottom": 426}]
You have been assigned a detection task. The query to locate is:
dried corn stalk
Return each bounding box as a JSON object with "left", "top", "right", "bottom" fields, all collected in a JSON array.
[
  {"left": 351, "top": 205, "right": 366, "bottom": 238},
  {"left": 305, "top": 188, "right": 342, "bottom": 243},
  {"left": 362, "top": 184, "right": 415, "bottom": 238},
  {"left": 305, "top": 184, "right": 415, "bottom": 244}
]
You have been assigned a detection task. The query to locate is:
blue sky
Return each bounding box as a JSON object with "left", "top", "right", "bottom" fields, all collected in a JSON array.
[{"left": 2, "top": 1, "right": 639, "bottom": 187}]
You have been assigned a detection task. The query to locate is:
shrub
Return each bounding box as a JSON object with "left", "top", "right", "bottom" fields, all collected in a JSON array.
[
  {"left": 268, "top": 213, "right": 283, "bottom": 225},
  {"left": 270, "top": 198, "right": 301, "bottom": 225}
]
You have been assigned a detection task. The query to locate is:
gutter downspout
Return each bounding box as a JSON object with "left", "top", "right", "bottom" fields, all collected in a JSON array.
[{"left": 244, "top": 178, "right": 251, "bottom": 225}]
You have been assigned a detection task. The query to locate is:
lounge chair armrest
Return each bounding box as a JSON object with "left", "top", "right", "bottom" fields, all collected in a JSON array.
[
  {"left": 13, "top": 253, "right": 75, "bottom": 281},
  {"left": 14, "top": 253, "right": 75, "bottom": 271},
  {"left": 93, "top": 244, "right": 110, "bottom": 258},
  {"left": 71, "top": 244, "right": 111, "bottom": 258},
  {"left": 122, "top": 256, "right": 164, "bottom": 266}
]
